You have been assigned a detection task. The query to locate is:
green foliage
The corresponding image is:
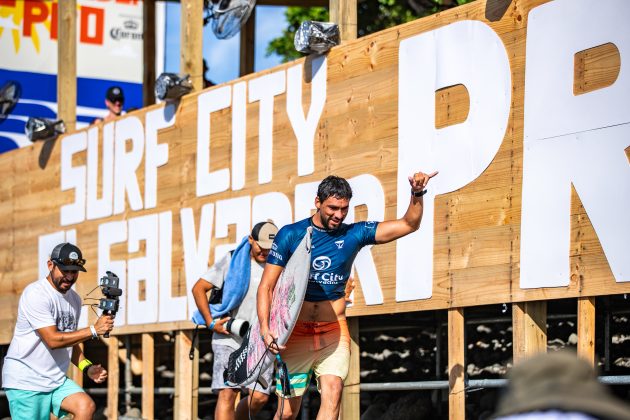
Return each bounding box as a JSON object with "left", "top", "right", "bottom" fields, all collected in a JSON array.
[{"left": 266, "top": 0, "right": 476, "bottom": 62}]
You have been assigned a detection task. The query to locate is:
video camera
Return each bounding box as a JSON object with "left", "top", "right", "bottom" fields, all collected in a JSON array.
[{"left": 98, "top": 271, "right": 122, "bottom": 338}]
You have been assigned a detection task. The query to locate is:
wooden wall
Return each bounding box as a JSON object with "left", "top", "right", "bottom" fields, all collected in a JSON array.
[{"left": 0, "top": 0, "right": 627, "bottom": 342}]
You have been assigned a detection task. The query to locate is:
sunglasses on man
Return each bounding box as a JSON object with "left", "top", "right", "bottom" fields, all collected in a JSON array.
[{"left": 52, "top": 258, "right": 86, "bottom": 268}]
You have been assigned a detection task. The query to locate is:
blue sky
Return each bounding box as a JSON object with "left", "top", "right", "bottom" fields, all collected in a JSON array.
[{"left": 164, "top": 3, "right": 287, "bottom": 85}]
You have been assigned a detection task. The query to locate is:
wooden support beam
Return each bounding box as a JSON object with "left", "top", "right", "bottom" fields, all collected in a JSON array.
[
  {"left": 174, "top": 330, "right": 195, "bottom": 420},
  {"left": 142, "top": 333, "right": 155, "bottom": 420},
  {"left": 329, "top": 0, "right": 357, "bottom": 41},
  {"left": 143, "top": 0, "right": 157, "bottom": 106},
  {"left": 108, "top": 337, "right": 120, "bottom": 420},
  {"left": 192, "top": 331, "right": 199, "bottom": 420},
  {"left": 448, "top": 308, "right": 465, "bottom": 420},
  {"left": 239, "top": 7, "right": 256, "bottom": 77},
  {"left": 512, "top": 302, "right": 547, "bottom": 363},
  {"left": 57, "top": 0, "right": 77, "bottom": 131},
  {"left": 180, "top": 0, "right": 204, "bottom": 91},
  {"left": 341, "top": 317, "right": 360, "bottom": 420},
  {"left": 577, "top": 297, "right": 596, "bottom": 365}
]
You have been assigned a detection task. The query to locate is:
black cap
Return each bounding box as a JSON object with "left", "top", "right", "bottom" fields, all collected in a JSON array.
[
  {"left": 251, "top": 221, "right": 278, "bottom": 249},
  {"left": 106, "top": 86, "right": 124, "bottom": 103},
  {"left": 50, "top": 242, "right": 87, "bottom": 272}
]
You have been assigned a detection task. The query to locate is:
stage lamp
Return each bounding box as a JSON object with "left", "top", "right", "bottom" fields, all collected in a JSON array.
[
  {"left": 0, "top": 81, "right": 20, "bottom": 120},
  {"left": 155, "top": 73, "right": 193, "bottom": 102},
  {"left": 25, "top": 117, "right": 66, "bottom": 142},
  {"left": 294, "top": 21, "right": 340, "bottom": 54}
]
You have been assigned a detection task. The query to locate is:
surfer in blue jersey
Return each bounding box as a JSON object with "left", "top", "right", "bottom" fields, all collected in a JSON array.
[{"left": 258, "top": 171, "right": 438, "bottom": 420}]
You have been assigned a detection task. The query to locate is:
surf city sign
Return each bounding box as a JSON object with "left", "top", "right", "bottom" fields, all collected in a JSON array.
[{"left": 45, "top": 0, "right": 629, "bottom": 328}]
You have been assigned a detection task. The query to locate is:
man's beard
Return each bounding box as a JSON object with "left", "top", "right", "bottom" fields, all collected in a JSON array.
[
  {"left": 50, "top": 271, "right": 75, "bottom": 293},
  {"left": 321, "top": 213, "right": 344, "bottom": 230}
]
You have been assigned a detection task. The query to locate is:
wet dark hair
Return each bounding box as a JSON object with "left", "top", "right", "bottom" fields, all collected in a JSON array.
[{"left": 317, "top": 175, "right": 353, "bottom": 202}]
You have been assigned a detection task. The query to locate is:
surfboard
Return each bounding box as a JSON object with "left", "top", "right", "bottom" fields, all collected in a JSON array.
[{"left": 224, "top": 227, "right": 312, "bottom": 388}]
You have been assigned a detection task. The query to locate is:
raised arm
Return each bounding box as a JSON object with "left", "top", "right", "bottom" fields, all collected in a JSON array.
[
  {"left": 257, "top": 263, "right": 284, "bottom": 351},
  {"left": 374, "top": 171, "right": 438, "bottom": 244}
]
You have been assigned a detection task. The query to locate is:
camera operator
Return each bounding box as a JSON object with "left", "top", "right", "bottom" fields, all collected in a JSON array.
[
  {"left": 2, "top": 243, "right": 114, "bottom": 420},
  {"left": 192, "top": 221, "right": 278, "bottom": 420}
]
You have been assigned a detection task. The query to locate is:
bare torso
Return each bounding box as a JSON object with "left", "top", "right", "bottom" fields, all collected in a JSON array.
[{"left": 297, "top": 296, "right": 347, "bottom": 322}]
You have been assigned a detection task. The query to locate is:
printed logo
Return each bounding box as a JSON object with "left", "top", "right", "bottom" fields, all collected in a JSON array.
[
  {"left": 335, "top": 240, "right": 344, "bottom": 249},
  {"left": 312, "top": 256, "right": 332, "bottom": 271},
  {"left": 124, "top": 20, "right": 139, "bottom": 30},
  {"left": 365, "top": 221, "right": 377, "bottom": 229},
  {"left": 110, "top": 19, "right": 143, "bottom": 41},
  {"left": 56, "top": 311, "right": 76, "bottom": 332}
]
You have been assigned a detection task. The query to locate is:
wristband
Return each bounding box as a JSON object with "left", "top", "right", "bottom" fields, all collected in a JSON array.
[
  {"left": 89, "top": 325, "right": 98, "bottom": 339},
  {"left": 412, "top": 189, "right": 427, "bottom": 197},
  {"left": 78, "top": 359, "right": 93, "bottom": 372},
  {"left": 208, "top": 320, "right": 216, "bottom": 330}
]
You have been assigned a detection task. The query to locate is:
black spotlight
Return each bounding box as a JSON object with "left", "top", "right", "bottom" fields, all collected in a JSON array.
[
  {"left": 25, "top": 117, "right": 65, "bottom": 142},
  {"left": 0, "top": 81, "right": 21, "bottom": 121},
  {"left": 155, "top": 73, "right": 193, "bottom": 101}
]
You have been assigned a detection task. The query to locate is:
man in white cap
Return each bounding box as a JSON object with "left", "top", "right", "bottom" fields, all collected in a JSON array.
[
  {"left": 2, "top": 242, "right": 114, "bottom": 420},
  {"left": 192, "top": 221, "right": 279, "bottom": 420}
]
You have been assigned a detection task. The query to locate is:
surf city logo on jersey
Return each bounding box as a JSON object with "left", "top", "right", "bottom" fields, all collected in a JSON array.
[
  {"left": 312, "top": 256, "right": 332, "bottom": 270},
  {"left": 310, "top": 256, "right": 344, "bottom": 284}
]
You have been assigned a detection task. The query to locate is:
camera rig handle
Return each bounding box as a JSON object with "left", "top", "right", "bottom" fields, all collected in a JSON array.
[{"left": 98, "top": 271, "right": 122, "bottom": 339}]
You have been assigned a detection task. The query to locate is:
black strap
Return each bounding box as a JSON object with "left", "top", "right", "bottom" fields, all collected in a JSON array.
[{"left": 189, "top": 324, "right": 201, "bottom": 360}]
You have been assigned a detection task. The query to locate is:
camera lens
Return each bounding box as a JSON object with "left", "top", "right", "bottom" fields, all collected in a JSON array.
[{"left": 225, "top": 319, "right": 250, "bottom": 337}]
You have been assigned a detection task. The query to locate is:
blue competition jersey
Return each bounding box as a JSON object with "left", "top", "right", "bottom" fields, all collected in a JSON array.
[{"left": 267, "top": 217, "right": 379, "bottom": 302}]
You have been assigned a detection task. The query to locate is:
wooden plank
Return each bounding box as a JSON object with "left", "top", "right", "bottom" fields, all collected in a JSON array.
[
  {"left": 143, "top": 0, "right": 157, "bottom": 106},
  {"left": 174, "top": 330, "right": 194, "bottom": 420},
  {"left": 448, "top": 308, "right": 465, "bottom": 420},
  {"left": 111, "top": 321, "right": 197, "bottom": 336},
  {"left": 192, "top": 332, "right": 199, "bottom": 420},
  {"left": 180, "top": 0, "right": 204, "bottom": 91},
  {"left": 142, "top": 333, "right": 155, "bottom": 420},
  {"left": 57, "top": 0, "right": 77, "bottom": 131},
  {"left": 341, "top": 317, "right": 360, "bottom": 420},
  {"left": 0, "top": 0, "right": 629, "bottom": 344},
  {"left": 577, "top": 297, "right": 596, "bottom": 365},
  {"left": 108, "top": 337, "right": 120, "bottom": 420},
  {"left": 239, "top": 7, "right": 256, "bottom": 77},
  {"left": 512, "top": 302, "right": 547, "bottom": 363},
  {"left": 329, "top": 0, "right": 357, "bottom": 41},
  {"left": 574, "top": 42, "right": 620, "bottom": 96}
]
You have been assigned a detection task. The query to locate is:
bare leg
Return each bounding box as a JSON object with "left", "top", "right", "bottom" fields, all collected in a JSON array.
[
  {"left": 59, "top": 392, "right": 96, "bottom": 420},
  {"left": 316, "top": 375, "right": 344, "bottom": 420},
  {"left": 235, "top": 390, "right": 269, "bottom": 420},
  {"left": 215, "top": 388, "right": 239, "bottom": 420},
  {"left": 274, "top": 395, "right": 303, "bottom": 420}
]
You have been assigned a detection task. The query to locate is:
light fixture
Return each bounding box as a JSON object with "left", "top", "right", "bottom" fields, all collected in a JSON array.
[
  {"left": 294, "top": 21, "right": 340, "bottom": 54},
  {"left": 155, "top": 73, "right": 193, "bottom": 101},
  {"left": 0, "top": 81, "right": 20, "bottom": 120},
  {"left": 25, "top": 117, "right": 66, "bottom": 142}
]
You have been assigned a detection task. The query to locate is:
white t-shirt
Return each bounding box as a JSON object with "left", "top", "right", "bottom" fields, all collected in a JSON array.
[
  {"left": 2, "top": 278, "right": 82, "bottom": 392},
  {"left": 201, "top": 253, "right": 264, "bottom": 349}
]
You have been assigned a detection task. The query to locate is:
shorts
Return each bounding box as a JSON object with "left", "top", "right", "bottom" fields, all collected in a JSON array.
[
  {"left": 211, "top": 341, "right": 274, "bottom": 395},
  {"left": 5, "top": 377, "right": 85, "bottom": 420},
  {"left": 276, "top": 320, "right": 350, "bottom": 398}
]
